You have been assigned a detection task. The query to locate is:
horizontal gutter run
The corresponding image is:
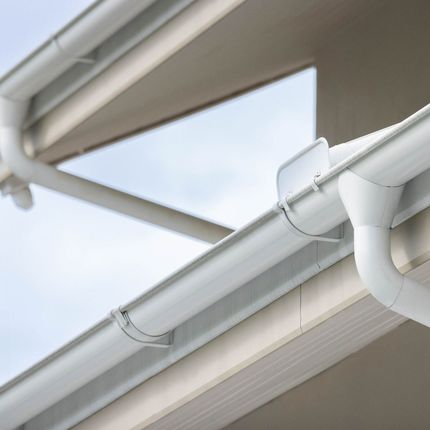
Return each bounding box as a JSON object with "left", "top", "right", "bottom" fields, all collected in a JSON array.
[
  {"left": 0, "top": 0, "right": 158, "bottom": 100},
  {"left": 27, "top": 0, "right": 196, "bottom": 126},
  {"left": 0, "top": 0, "right": 249, "bottom": 186},
  {"left": 0, "top": 0, "right": 244, "bottom": 243},
  {"left": 2, "top": 103, "right": 430, "bottom": 429},
  {"left": 1, "top": 0, "right": 430, "bottom": 427}
]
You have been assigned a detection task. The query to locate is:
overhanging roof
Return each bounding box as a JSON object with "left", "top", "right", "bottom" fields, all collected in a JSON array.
[
  {"left": 1, "top": 1, "right": 426, "bottom": 429},
  {"left": 5, "top": 0, "right": 386, "bottom": 170}
]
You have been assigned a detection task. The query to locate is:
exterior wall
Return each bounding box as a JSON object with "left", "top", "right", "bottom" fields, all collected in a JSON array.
[{"left": 316, "top": 0, "right": 430, "bottom": 144}]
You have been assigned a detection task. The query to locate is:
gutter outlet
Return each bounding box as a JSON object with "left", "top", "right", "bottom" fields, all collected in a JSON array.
[{"left": 338, "top": 169, "right": 430, "bottom": 327}]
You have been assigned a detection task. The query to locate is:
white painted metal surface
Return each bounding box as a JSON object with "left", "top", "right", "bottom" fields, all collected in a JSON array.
[
  {"left": 0, "top": 1, "right": 429, "bottom": 428},
  {"left": 27, "top": 0, "right": 195, "bottom": 125},
  {"left": 2, "top": 101, "right": 430, "bottom": 429},
  {"left": 19, "top": 221, "right": 356, "bottom": 430},
  {"left": 38, "top": 207, "right": 430, "bottom": 430},
  {"left": 0, "top": 0, "right": 242, "bottom": 243},
  {"left": 339, "top": 170, "right": 430, "bottom": 327},
  {"left": 0, "top": 0, "right": 157, "bottom": 99},
  {"left": 5, "top": 0, "right": 248, "bottom": 170}
]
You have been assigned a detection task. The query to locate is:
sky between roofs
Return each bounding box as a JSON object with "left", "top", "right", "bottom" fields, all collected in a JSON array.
[{"left": 0, "top": 0, "right": 315, "bottom": 384}]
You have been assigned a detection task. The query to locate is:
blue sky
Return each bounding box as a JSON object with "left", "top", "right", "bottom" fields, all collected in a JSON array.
[{"left": 0, "top": 1, "right": 315, "bottom": 384}]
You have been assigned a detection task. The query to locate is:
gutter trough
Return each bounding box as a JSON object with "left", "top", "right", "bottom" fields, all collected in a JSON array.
[
  {"left": 1, "top": 0, "right": 430, "bottom": 427},
  {"left": 1, "top": 102, "right": 430, "bottom": 429}
]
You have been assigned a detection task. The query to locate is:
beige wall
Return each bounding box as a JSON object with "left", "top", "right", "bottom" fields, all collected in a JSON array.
[{"left": 316, "top": 0, "right": 430, "bottom": 144}]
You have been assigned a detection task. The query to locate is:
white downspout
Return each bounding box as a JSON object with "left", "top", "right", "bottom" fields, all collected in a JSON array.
[
  {"left": 0, "top": 97, "right": 233, "bottom": 243},
  {"left": 338, "top": 169, "right": 430, "bottom": 327}
]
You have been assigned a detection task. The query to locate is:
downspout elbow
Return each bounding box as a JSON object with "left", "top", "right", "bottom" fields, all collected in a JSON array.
[
  {"left": 0, "top": 127, "right": 36, "bottom": 183},
  {"left": 0, "top": 97, "right": 33, "bottom": 182},
  {"left": 339, "top": 169, "right": 430, "bottom": 327},
  {"left": 0, "top": 97, "right": 35, "bottom": 209}
]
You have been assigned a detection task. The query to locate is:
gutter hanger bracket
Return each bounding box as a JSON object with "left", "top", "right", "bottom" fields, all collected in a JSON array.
[
  {"left": 50, "top": 35, "right": 96, "bottom": 65},
  {"left": 275, "top": 137, "right": 341, "bottom": 243},
  {"left": 110, "top": 308, "right": 173, "bottom": 348},
  {"left": 338, "top": 169, "right": 430, "bottom": 327},
  {"left": 277, "top": 200, "right": 343, "bottom": 243},
  {"left": 310, "top": 174, "right": 320, "bottom": 191}
]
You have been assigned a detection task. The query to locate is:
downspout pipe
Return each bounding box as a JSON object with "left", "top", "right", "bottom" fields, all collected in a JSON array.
[
  {"left": 0, "top": 97, "right": 232, "bottom": 243},
  {"left": 0, "top": 0, "right": 236, "bottom": 243},
  {"left": 338, "top": 169, "right": 430, "bottom": 327}
]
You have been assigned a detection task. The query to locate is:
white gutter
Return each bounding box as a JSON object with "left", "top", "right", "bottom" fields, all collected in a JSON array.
[
  {"left": 0, "top": 0, "right": 158, "bottom": 100},
  {"left": 2, "top": 102, "right": 430, "bottom": 429},
  {"left": 0, "top": 0, "right": 240, "bottom": 244},
  {"left": 0, "top": 1, "right": 429, "bottom": 426},
  {"left": 20, "top": 0, "right": 248, "bottom": 157}
]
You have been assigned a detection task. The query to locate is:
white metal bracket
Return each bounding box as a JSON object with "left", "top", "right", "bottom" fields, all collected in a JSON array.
[
  {"left": 110, "top": 308, "right": 173, "bottom": 348},
  {"left": 51, "top": 36, "right": 96, "bottom": 64},
  {"left": 277, "top": 200, "right": 343, "bottom": 243}
]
